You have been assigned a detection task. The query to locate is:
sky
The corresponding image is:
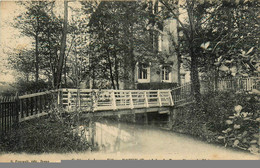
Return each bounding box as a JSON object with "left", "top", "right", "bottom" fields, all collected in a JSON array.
[
  {"left": 0, "top": 1, "right": 29, "bottom": 83},
  {"left": 0, "top": 0, "right": 88, "bottom": 85}
]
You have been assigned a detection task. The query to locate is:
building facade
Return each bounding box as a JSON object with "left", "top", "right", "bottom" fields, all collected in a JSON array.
[{"left": 135, "top": 17, "right": 183, "bottom": 90}]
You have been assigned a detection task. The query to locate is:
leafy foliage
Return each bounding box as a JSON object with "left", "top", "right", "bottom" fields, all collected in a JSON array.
[
  {"left": 218, "top": 100, "right": 259, "bottom": 154},
  {"left": 173, "top": 91, "right": 259, "bottom": 153},
  {"left": 86, "top": 1, "right": 161, "bottom": 89}
]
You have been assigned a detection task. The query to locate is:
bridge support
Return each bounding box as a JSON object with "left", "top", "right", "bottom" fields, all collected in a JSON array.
[
  {"left": 88, "top": 120, "right": 96, "bottom": 150},
  {"left": 131, "top": 113, "right": 136, "bottom": 123},
  {"left": 168, "top": 107, "right": 177, "bottom": 130},
  {"left": 144, "top": 112, "right": 148, "bottom": 125}
]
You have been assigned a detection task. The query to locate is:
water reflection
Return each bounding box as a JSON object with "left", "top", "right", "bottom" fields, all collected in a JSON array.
[{"left": 75, "top": 121, "right": 137, "bottom": 153}]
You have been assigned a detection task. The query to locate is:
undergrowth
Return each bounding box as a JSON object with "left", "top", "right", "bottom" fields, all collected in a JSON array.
[
  {"left": 0, "top": 116, "right": 90, "bottom": 154},
  {"left": 172, "top": 91, "right": 259, "bottom": 154}
]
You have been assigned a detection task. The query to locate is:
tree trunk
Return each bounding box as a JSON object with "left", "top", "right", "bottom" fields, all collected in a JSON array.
[
  {"left": 186, "top": 0, "right": 201, "bottom": 106},
  {"left": 56, "top": 0, "right": 68, "bottom": 89},
  {"left": 189, "top": 42, "right": 201, "bottom": 105},
  {"left": 114, "top": 52, "right": 120, "bottom": 89},
  {"left": 107, "top": 51, "right": 115, "bottom": 89},
  {"left": 35, "top": 32, "right": 39, "bottom": 83}
]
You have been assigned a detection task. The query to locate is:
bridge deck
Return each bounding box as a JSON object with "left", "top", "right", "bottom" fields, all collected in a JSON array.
[
  {"left": 59, "top": 89, "right": 174, "bottom": 112},
  {"left": 17, "top": 88, "right": 180, "bottom": 122}
]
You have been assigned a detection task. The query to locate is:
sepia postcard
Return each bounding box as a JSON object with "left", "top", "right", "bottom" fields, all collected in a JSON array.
[{"left": 0, "top": 0, "right": 259, "bottom": 163}]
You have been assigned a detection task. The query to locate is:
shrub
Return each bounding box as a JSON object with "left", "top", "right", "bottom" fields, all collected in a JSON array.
[
  {"left": 172, "top": 91, "right": 259, "bottom": 152},
  {"left": 0, "top": 116, "right": 90, "bottom": 154},
  {"left": 218, "top": 103, "right": 259, "bottom": 154}
]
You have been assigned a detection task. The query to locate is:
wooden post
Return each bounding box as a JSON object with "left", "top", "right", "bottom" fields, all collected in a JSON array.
[
  {"left": 132, "top": 112, "right": 136, "bottom": 123},
  {"left": 111, "top": 90, "right": 117, "bottom": 111},
  {"left": 2, "top": 100, "right": 4, "bottom": 134},
  {"left": 4, "top": 98, "right": 7, "bottom": 134},
  {"left": 30, "top": 96, "right": 34, "bottom": 116},
  {"left": 158, "top": 90, "right": 162, "bottom": 107},
  {"left": 15, "top": 96, "right": 20, "bottom": 126},
  {"left": 168, "top": 110, "right": 173, "bottom": 130},
  {"left": 7, "top": 99, "right": 10, "bottom": 132},
  {"left": 0, "top": 98, "right": 2, "bottom": 134},
  {"left": 10, "top": 99, "right": 13, "bottom": 131},
  {"left": 20, "top": 99, "right": 23, "bottom": 119},
  {"left": 68, "top": 90, "right": 71, "bottom": 111},
  {"left": 25, "top": 98, "right": 29, "bottom": 117},
  {"left": 0, "top": 100, "right": 2, "bottom": 135},
  {"left": 39, "top": 95, "right": 42, "bottom": 113},
  {"left": 168, "top": 90, "right": 174, "bottom": 106},
  {"left": 35, "top": 95, "right": 38, "bottom": 114},
  {"left": 144, "top": 91, "right": 149, "bottom": 108},
  {"left": 129, "top": 91, "right": 134, "bottom": 109},
  {"left": 57, "top": 90, "right": 60, "bottom": 107}
]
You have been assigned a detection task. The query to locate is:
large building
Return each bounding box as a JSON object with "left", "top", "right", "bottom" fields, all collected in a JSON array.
[
  {"left": 88, "top": 0, "right": 189, "bottom": 90},
  {"left": 135, "top": 17, "right": 183, "bottom": 90}
]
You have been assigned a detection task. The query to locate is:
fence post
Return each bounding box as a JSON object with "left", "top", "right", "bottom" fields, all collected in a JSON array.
[
  {"left": 168, "top": 90, "right": 174, "bottom": 106},
  {"left": 111, "top": 90, "right": 117, "bottom": 110},
  {"left": 30, "top": 96, "right": 34, "bottom": 116},
  {"left": 158, "top": 90, "right": 162, "bottom": 107},
  {"left": 129, "top": 91, "right": 134, "bottom": 109},
  {"left": 144, "top": 91, "right": 149, "bottom": 108},
  {"left": 0, "top": 97, "right": 2, "bottom": 135},
  {"left": 4, "top": 97, "right": 7, "bottom": 134},
  {"left": 15, "top": 95, "right": 20, "bottom": 127}
]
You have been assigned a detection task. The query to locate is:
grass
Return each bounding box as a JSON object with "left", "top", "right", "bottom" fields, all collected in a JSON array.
[{"left": 0, "top": 115, "right": 90, "bottom": 154}]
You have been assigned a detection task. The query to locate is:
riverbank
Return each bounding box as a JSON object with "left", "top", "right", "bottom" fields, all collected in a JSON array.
[
  {"left": 171, "top": 91, "right": 260, "bottom": 154},
  {"left": 0, "top": 116, "right": 90, "bottom": 154},
  {"left": 0, "top": 122, "right": 258, "bottom": 162}
]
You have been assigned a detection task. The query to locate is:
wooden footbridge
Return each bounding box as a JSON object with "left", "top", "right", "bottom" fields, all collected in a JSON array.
[
  {"left": 17, "top": 85, "right": 192, "bottom": 122},
  {"left": 0, "top": 82, "right": 192, "bottom": 135},
  {"left": 1, "top": 77, "right": 259, "bottom": 134}
]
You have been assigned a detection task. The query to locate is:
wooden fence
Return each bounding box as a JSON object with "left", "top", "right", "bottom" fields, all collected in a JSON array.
[
  {"left": 200, "top": 77, "right": 260, "bottom": 93},
  {"left": 172, "top": 77, "right": 260, "bottom": 106},
  {"left": 216, "top": 77, "right": 259, "bottom": 92},
  {"left": 0, "top": 90, "right": 58, "bottom": 136},
  {"left": 0, "top": 97, "right": 19, "bottom": 136},
  {"left": 18, "top": 90, "right": 58, "bottom": 122}
]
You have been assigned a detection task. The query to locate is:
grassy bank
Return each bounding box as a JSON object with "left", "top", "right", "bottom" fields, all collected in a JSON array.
[
  {"left": 172, "top": 91, "right": 260, "bottom": 154},
  {"left": 0, "top": 115, "right": 90, "bottom": 154}
]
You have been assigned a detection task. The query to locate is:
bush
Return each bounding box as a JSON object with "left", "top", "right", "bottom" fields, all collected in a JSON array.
[
  {"left": 218, "top": 104, "right": 259, "bottom": 154},
  {"left": 172, "top": 91, "right": 259, "bottom": 152},
  {"left": 0, "top": 116, "right": 90, "bottom": 154},
  {"left": 14, "top": 80, "right": 52, "bottom": 94}
]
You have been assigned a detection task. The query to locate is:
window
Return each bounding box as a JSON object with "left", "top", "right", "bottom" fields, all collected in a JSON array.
[
  {"left": 162, "top": 66, "right": 171, "bottom": 82},
  {"left": 137, "top": 64, "right": 150, "bottom": 82}
]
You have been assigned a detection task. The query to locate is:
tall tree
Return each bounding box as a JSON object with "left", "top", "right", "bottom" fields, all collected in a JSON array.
[
  {"left": 160, "top": 0, "right": 202, "bottom": 105},
  {"left": 14, "top": 1, "right": 52, "bottom": 82},
  {"left": 86, "top": 1, "right": 158, "bottom": 89},
  {"left": 12, "top": 1, "right": 63, "bottom": 87},
  {"left": 160, "top": 0, "right": 259, "bottom": 105},
  {"left": 56, "top": 0, "right": 68, "bottom": 88}
]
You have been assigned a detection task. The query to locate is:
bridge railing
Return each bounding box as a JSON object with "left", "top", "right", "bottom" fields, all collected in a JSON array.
[
  {"left": 171, "top": 82, "right": 193, "bottom": 106},
  {"left": 18, "top": 90, "right": 58, "bottom": 122},
  {"left": 59, "top": 89, "right": 174, "bottom": 112}
]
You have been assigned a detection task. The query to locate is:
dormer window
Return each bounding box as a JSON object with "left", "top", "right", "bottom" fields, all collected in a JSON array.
[
  {"left": 137, "top": 63, "right": 150, "bottom": 83},
  {"left": 161, "top": 66, "right": 171, "bottom": 82}
]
